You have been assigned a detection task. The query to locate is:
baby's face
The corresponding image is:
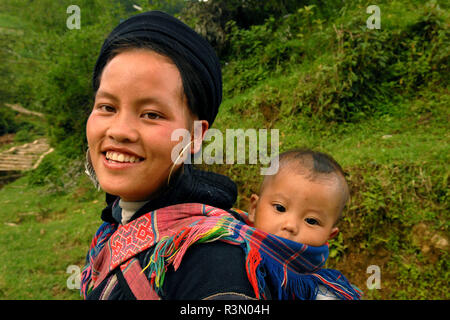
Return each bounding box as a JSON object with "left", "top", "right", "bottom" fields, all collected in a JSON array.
[{"left": 248, "top": 169, "right": 342, "bottom": 246}]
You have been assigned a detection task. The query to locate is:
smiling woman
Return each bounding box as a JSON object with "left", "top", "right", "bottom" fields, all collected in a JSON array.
[{"left": 80, "top": 10, "right": 259, "bottom": 300}]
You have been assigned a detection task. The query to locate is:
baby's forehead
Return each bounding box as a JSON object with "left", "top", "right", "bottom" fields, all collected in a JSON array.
[
  {"left": 260, "top": 165, "right": 348, "bottom": 207},
  {"left": 262, "top": 163, "right": 341, "bottom": 188}
]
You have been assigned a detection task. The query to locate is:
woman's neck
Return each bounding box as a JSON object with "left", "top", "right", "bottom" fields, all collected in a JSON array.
[{"left": 119, "top": 199, "right": 149, "bottom": 225}]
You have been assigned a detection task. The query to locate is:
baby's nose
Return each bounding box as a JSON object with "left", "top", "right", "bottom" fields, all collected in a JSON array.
[{"left": 281, "top": 218, "right": 299, "bottom": 235}]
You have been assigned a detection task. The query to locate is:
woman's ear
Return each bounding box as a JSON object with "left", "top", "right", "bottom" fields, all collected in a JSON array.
[
  {"left": 248, "top": 194, "right": 259, "bottom": 223},
  {"left": 328, "top": 227, "right": 339, "bottom": 240},
  {"left": 190, "top": 119, "right": 209, "bottom": 154}
]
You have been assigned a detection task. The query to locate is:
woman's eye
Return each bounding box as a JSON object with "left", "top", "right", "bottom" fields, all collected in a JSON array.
[
  {"left": 97, "top": 105, "right": 115, "bottom": 113},
  {"left": 305, "top": 218, "right": 319, "bottom": 226},
  {"left": 142, "top": 112, "right": 161, "bottom": 120},
  {"left": 273, "top": 204, "right": 286, "bottom": 213}
]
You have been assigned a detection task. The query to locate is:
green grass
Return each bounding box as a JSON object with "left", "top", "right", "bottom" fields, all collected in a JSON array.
[
  {"left": 279, "top": 91, "right": 449, "bottom": 167},
  {"left": 0, "top": 12, "right": 25, "bottom": 29},
  {"left": 0, "top": 175, "right": 104, "bottom": 299}
]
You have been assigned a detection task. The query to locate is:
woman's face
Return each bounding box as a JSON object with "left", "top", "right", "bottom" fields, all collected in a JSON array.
[{"left": 87, "top": 49, "right": 199, "bottom": 201}]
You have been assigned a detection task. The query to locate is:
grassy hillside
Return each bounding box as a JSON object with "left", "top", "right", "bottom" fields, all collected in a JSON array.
[
  {"left": 211, "top": 0, "right": 449, "bottom": 299},
  {"left": 0, "top": 0, "right": 448, "bottom": 299}
]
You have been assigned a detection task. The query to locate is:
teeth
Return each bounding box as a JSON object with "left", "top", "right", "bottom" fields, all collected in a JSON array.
[{"left": 105, "top": 151, "right": 141, "bottom": 163}]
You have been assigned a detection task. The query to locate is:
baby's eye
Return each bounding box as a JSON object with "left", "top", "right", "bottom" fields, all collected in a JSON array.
[
  {"left": 142, "top": 112, "right": 161, "bottom": 120},
  {"left": 273, "top": 204, "right": 286, "bottom": 213},
  {"left": 305, "top": 218, "right": 319, "bottom": 225}
]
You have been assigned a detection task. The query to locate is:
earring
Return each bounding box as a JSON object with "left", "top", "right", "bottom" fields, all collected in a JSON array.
[
  {"left": 167, "top": 140, "right": 192, "bottom": 186},
  {"left": 84, "top": 148, "right": 101, "bottom": 191}
]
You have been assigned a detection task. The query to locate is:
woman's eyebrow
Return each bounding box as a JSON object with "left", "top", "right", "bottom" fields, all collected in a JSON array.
[
  {"left": 96, "top": 91, "right": 168, "bottom": 109},
  {"left": 96, "top": 90, "right": 119, "bottom": 102}
]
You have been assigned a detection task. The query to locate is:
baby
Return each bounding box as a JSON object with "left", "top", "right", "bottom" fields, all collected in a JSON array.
[{"left": 248, "top": 149, "right": 349, "bottom": 247}]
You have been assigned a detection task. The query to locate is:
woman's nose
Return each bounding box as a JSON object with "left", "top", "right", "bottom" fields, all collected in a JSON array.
[{"left": 106, "top": 112, "right": 139, "bottom": 143}]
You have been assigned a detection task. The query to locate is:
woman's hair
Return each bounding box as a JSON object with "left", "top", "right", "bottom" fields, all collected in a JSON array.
[{"left": 92, "top": 37, "right": 205, "bottom": 121}]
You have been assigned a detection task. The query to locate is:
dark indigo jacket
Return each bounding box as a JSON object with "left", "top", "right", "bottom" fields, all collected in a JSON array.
[{"left": 86, "top": 164, "right": 265, "bottom": 300}]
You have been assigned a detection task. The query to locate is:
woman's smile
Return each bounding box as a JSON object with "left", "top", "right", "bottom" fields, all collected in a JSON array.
[
  {"left": 101, "top": 146, "right": 145, "bottom": 169},
  {"left": 102, "top": 151, "right": 144, "bottom": 169}
]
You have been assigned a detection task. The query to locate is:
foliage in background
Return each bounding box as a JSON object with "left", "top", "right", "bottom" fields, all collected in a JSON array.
[
  {"left": 1, "top": 0, "right": 188, "bottom": 157},
  {"left": 27, "top": 150, "right": 84, "bottom": 194},
  {"left": 223, "top": 1, "right": 449, "bottom": 122},
  {"left": 179, "top": 0, "right": 346, "bottom": 56},
  {"left": 5, "top": 0, "right": 447, "bottom": 156},
  {"left": 1, "top": 0, "right": 127, "bottom": 157},
  {"left": 0, "top": 107, "right": 19, "bottom": 135},
  {"left": 0, "top": 34, "right": 14, "bottom": 107},
  {"left": 333, "top": 160, "right": 449, "bottom": 299}
]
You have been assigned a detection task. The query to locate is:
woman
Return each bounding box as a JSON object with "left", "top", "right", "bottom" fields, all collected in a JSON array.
[
  {"left": 81, "top": 10, "right": 258, "bottom": 300},
  {"left": 80, "top": 10, "right": 361, "bottom": 300}
]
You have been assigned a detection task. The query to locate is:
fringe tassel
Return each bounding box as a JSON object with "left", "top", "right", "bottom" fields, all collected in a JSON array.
[
  {"left": 255, "top": 252, "right": 362, "bottom": 300},
  {"left": 245, "top": 243, "right": 263, "bottom": 299},
  {"left": 141, "top": 220, "right": 231, "bottom": 294},
  {"left": 169, "top": 223, "right": 230, "bottom": 269},
  {"left": 311, "top": 269, "right": 363, "bottom": 300},
  {"left": 141, "top": 236, "right": 174, "bottom": 294},
  {"left": 80, "top": 222, "right": 117, "bottom": 299}
]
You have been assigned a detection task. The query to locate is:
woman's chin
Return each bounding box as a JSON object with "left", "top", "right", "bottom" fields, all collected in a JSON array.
[
  {"left": 97, "top": 180, "right": 130, "bottom": 197},
  {"left": 98, "top": 179, "right": 159, "bottom": 202}
]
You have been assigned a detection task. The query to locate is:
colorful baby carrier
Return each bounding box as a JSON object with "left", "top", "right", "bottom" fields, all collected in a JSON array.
[{"left": 80, "top": 203, "right": 362, "bottom": 300}]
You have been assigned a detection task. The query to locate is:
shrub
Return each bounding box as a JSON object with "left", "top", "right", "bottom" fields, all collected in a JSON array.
[
  {"left": 0, "top": 32, "right": 15, "bottom": 106},
  {"left": 39, "top": 25, "right": 101, "bottom": 157},
  {"left": 27, "top": 150, "right": 84, "bottom": 194},
  {"left": 180, "top": 0, "right": 347, "bottom": 57},
  {"left": 3, "top": 0, "right": 126, "bottom": 157},
  {"left": 0, "top": 106, "right": 19, "bottom": 135},
  {"left": 33, "top": 4, "right": 125, "bottom": 158},
  {"left": 261, "top": 1, "right": 449, "bottom": 122}
]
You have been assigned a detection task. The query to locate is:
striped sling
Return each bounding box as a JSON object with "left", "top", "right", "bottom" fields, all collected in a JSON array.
[{"left": 81, "top": 203, "right": 362, "bottom": 300}]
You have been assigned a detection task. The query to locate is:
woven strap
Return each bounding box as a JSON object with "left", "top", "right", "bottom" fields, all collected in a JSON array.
[{"left": 120, "top": 258, "right": 160, "bottom": 300}]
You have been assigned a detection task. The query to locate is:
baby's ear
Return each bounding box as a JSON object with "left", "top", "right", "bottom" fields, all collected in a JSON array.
[
  {"left": 248, "top": 194, "right": 259, "bottom": 223},
  {"left": 328, "top": 227, "right": 339, "bottom": 240}
]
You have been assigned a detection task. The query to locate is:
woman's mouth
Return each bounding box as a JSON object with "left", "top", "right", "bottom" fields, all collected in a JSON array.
[{"left": 104, "top": 151, "right": 145, "bottom": 164}]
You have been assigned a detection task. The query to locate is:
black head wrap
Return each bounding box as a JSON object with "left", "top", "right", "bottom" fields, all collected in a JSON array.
[{"left": 92, "top": 10, "right": 222, "bottom": 126}]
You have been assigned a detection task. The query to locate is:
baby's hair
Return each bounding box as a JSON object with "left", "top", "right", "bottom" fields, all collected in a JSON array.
[{"left": 260, "top": 148, "right": 350, "bottom": 225}]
